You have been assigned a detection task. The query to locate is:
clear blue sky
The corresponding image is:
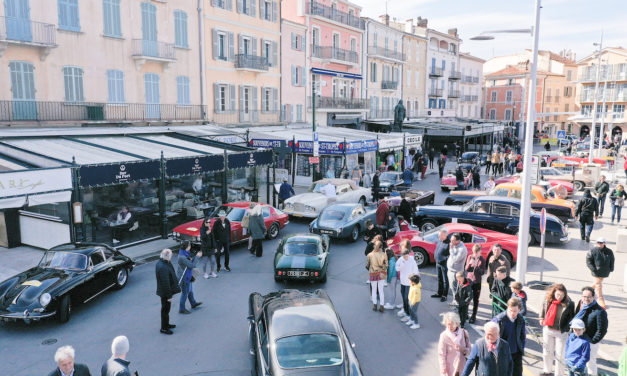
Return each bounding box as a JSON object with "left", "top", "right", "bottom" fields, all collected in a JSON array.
[{"left": 358, "top": 0, "right": 626, "bottom": 62}]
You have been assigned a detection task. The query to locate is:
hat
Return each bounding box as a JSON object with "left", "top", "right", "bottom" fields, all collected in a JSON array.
[
  {"left": 596, "top": 237, "right": 606, "bottom": 243},
  {"left": 570, "top": 318, "right": 585, "bottom": 329},
  {"left": 218, "top": 210, "right": 227, "bottom": 216},
  {"left": 283, "top": 178, "right": 288, "bottom": 182}
]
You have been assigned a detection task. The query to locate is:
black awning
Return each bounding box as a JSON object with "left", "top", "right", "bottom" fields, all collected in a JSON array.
[
  {"left": 228, "top": 150, "right": 273, "bottom": 169},
  {"left": 165, "top": 155, "right": 224, "bottom": 178},
  {"left": 79, "top": 160, "right": 161, "bottom": 188}
]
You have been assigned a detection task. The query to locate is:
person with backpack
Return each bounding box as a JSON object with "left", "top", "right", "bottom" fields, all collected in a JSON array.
[
  {"left": 609, "top": 184, "right": 627, "bottom": 223},
  {"left": 575, "top": 189, "right": 598, "bottom": 243}
]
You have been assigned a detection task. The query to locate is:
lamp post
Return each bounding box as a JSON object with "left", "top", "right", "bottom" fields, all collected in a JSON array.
[
  {"left": 589, "top": 35, "right": 604, "bottom": 163},
  {"left": 471, "top": 0, "right": 541, "bottom": 285}
]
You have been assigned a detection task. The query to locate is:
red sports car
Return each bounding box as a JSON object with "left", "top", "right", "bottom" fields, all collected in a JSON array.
[
  {"left": 494, "top": 175, "right": 574, "bottom": 196},
  {"left": 440, "top": 171, "right": 472, "bottom": 191},
  {"left": 171, "top": 202, "right": 289, "bottom": 249},
  {"left": 386, "top": 223, "right": 518, "bottom": 268}
]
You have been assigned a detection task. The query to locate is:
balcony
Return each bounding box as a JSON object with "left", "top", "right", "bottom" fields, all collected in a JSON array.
[
  {"left": 461, "top": 95, "right": 472, "bottom": 102},
  {"left": 0, "top": 101, "right": 207, "bottom": 122},
  {"left": 132, "top": 39, "right": 176, "bottom": 69},
  {"left": 471, "top": 95, "right": 479, "bottom": 102},
  {"left": 473, "top": 77, "right": 479, "bottom": 83},
  {"left": 462, "top": 75, "right": 473, "bottom": 83},
  {"left": 428, "top": 89, "right": 443, "bottom": 97},
  {"left": 367, "top": 45, "right": 406, "bottom": 62},
  {"left": 306, "top": 1, "right": 365, "bottom": 30},
  {"left": 212, "top": 110, "right": 280, "bottom": 125},
  {"left": 235, "top": 54, "right": 269, "bottom": 71},
  {"left": 381, "top": 81, "right": 399, "bottom": 90},
  {"left": 448, "top": 90, "right": 460, "bottom": 98},
  {"left": 429, "top": 67, "right": 443, "bottom": 77},
  {"left": 448, "top": 70, "right": 461, "bottom": 80},
  {"left": 0, "top": 16, "right": 57, "bottom": 60},
  {"left": 311, "top": 45, "right": 358, "bottom": 65},
  {"left": 307, "top": 96, "right": 368, "bottom": 110}
]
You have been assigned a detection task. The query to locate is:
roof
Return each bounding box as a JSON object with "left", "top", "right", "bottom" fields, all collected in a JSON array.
[
  {"left": 473, "top": 196, "right": 521, "bottom": 206},
  {"left": 48, "top": 243, "right": 112, "bottom": 254},
  {"left": 324, "top": 203, "right": 361, "bottom": 211},
  {"left": 443, "top": 223, "right": 476, "bottom": 232},
  {"left": 459, "top": 52, "right": 486, "bottom": 63},
  {"left": 485, "top": 66, "right": 528, "bottom": 77},
  {"left": 225, "top": 201, "right": 270, "bottom": 208},
  {"left": 548, "top": 51, "right": 576, "bottom": 65},
  {"left": 268, "top": 297, "right": 340, "bottom": 339}
]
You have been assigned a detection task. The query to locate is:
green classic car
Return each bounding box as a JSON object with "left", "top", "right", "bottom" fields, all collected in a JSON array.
[{"left": 274, "top": 234, "right": 330, "bottom": 283}]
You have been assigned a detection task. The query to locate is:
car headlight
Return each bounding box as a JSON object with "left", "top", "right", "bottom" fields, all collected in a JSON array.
[
  {"left": 40, "top": 293, "right": 51, "bottom": 307},
  {"left": 195, "top": 235, "right": 201, "bottom": 242},
  {"left": 386, "top": 239, "right": 393, "bottom": 245},
  {"left": 173, "top": 232, "right": 179, "bottom": 238},
  {"left": 284, "top": 203, "right": 293, "bottom": 210},
  {"left": 305, "top": 205, "right": 316, "bottom": 212}
]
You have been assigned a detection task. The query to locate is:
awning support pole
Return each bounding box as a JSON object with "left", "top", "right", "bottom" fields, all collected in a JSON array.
[{"left": 159, "top": 151, "right": 167, "bottom": 239}]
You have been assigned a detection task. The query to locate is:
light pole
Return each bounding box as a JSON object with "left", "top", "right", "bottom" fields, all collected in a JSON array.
[
  {"left": 589, "top": 35, "right": 604, "bottom": 163},
  {"left": 471, "top": 0, "right": 541, "bottom": 285}
]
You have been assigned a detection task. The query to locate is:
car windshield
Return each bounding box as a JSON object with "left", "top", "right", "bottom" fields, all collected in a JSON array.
[
  {"left": 380, "top": 173, "right": 398, "bottom": 181},
  {"left": 542, "top": 168, "right": 560, "bottom": 175},
  {"left": 309, "top": 183, "right": 333, "bottom": 193},
  {"left": 461, "top": 153, "right": 476, "bottom": 160},
  {"left": 320, "top": 210, "right": 346, "bottom": 221},
  {"left": 420, "top": 225, "right": 444, "bottom": 243},
  {"left": 284, "top": 241, "right": 320, "bottom": 256},
  {"left": 212, "top": 206, "right": 246, "bottom": 222},
  {"left": 275, "top": 334, "right": 342, "bottom": 369},
  {"left": 39, "top": 251, "right": 88, "bottom": 271}
]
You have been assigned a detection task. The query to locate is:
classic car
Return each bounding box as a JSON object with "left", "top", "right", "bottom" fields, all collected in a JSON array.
[
  {"left": 0, "top": 243, "right": 134, "bottom": 323},
  {"left": 378, "top": 171, "right": 406, "bottom": 194},
  {"left": 382, "top": 189, "right": 435, "bottom": 211},
  {"left": 274, "top": 234, "right": 330, "bottom": 283},
  {"left": 561, "top": 155, "right": 614, "bottom": 167},
  {"left": 248, "top": 289, "right": 363, "bottom": 376},
  {"left": 444, "top": 183, "right": 576, "bottom": 223},
  {"left": 494, "top": 175, "right": 575, "bottom": 196},
  {"left": 309, "top": 203, "right": 376, "bottom": 242},
  {"left": 539, "top": 165, "right": 599, "bottom": 191},
  {"left": 458, "top": 152, "right": 480, "bottom": 165},
  {"left": 386, "top": 223, "right": 518, "bottom": 268},
  {"left": 171, "top": 202, "right": 289, "bottom": 249},
  {"left": 440, "top": 169, "right": 472, "bottom": 191},
  {"left": 412, "top": 196, "right": 569, "bottom": 245},
  {"left": 283, "top": 179, "right": 372, "bottom": 218}
]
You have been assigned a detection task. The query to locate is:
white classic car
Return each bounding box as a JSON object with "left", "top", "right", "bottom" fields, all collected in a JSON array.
[{"left": 283, "top": 179, "right": 372, "bottom": 218}]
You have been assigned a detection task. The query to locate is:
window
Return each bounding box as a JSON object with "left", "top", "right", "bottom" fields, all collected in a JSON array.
[
  {"left": 614, "top": 105, "right": 625, "bottom": 119},
  {"left": 567, "top": 70, "right": 572, "bottom": 81},
  {"left": 58, "top": 0, "right": 80, "bottom": 31},
  {"left": 176, "top": 76, "right": 190, "bottom": 105},
  {"left": 103, "top": 0, "right": 121, "bottom": 37},
  {"left": 441, "top": 60, "right": 446, "bottom": 70},
  {"left": 371, "top": 62, "right": 377, "bottom": 82},
  {"left": 492, "top": 203, "right": 513, "bottom": 216},
  {"left": 220, "top": 86, "right": 227, "bottom": 111},
  {"left": 554, "top": 108, "right": 558, "bottom": 121},
  {"left": 296, "top": 104, "right": 303, "bottom": 121},
  {"left": 214, "top": 83, "right": 235, "bottom": 112},
  {"left": 312, "top": 28, "right": 319, "bottom": 47},
  {"left": 63, "top": 67, "right": 84, "bottom": 102},
  {"left": 581, "top": 105, "right": 592, "bottom": 116},
  {"left": 213, "top": 0, "right": 231, "bottom": 10},
  {"left": 350, "top": 38, "right": 356, "bottom": 52},
  {"left": 407, "top": 70, "right": 411, "bottom": 86},
  {"left": 106, "top": 70, "right": 125, "bottom": 103},
  {"left": 505, "top": 109, "right": 511, "bottom": 121},
  {"left": 490, "top": 91, "right": 497, "bottom": 102},
  {"left": 262, "top": 0, "right": 272, "bottom": 21},
  {"left": 489, "top": 109, "right": 496, "bottom": 120},
  {"left": 565, "top": 103, "right": 569, "bottom": 112},
  {"left": 506, "top": 91, "right": 512, "bottom": 103},
  {"left": 218, "top": 32, "right": 226, "bottom": 60},
  {"left": 174, "top": 10, "right": 188, "bottom": 48}
]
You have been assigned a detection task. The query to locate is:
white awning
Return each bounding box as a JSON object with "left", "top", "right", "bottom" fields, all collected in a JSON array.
[
  {"left": 0, "top": 196, "right": 27, "bottom": 209},
  {"left": 28, "top": 191, "right": 72, "bottom": 206}
]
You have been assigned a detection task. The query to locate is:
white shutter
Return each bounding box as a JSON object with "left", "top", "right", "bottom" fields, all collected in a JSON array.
[
  {"left": 259, "top": 0, "right": 265, "bottom": 19},
  {"left": 238, "top": 34, "right": 244, "bottom": 54},
  {"left": 291, "top": 66, "right": 296, "bottom": 85},
  {"left": 214, "top": 84, "right": 220, "bottom": 113},
  {"left": 250, "top": 0, "right": 256, "bottom": 16},
  {"left": 301, "top": 66, "right": 306, "bottom": 87},
  {"left": 272, "top": 41, "right": 278, "bottom": 66},
  {"left": 236, "top": 0, "right": 242, "bottom": 13},
  {"left": 272, "top": 88, "right": 278, "bottom": 111},
  {"left": 291, "top": 33, "right": 296, "bottom": 49},
  {"left": 229, "top": 84, "right": 236, "bottom": 111},
  {"left": 226, "top": 0, "right": 233, "bottom": 10},
  {"left": 252, "top": 87, "right": 259, "bottom": 121},
  {"left": 272, "top": 1, "right": 278, "bottom": 22},
  {"left": 211, "top": 0, "right": 218, "bottom": 6},
  {"left": 212, "top": 29, "right": 219, "bottom": 59},
  {"left": 302, "top": 34, "right": 306, "bottom": 51},
  {"left": 228, "top": 32, "right": 235, "bottom": 61},
  {"left": 239, "top": 85, "right": 245, "bottom": 121},
  {"left": 261, "top": 87, "right": 267, "bottom": 112},
  {"left": 252, "top": 37, "right": 258, "bottom": 56}
]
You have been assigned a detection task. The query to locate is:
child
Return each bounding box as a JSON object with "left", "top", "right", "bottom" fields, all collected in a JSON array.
[
  {"left": 397, "top": 215, "right": 410, "bottom": 232},
  {"left": 454, "top": 271, "right": 473, "bottom": 328},
  {"left": 407, "top": 274, "right": 422, "bottom": 330},
  {"left": 490, "top": 266, "right": 514, "bottom": 316},
  {"left": 565, "top": 318, "right": 591, "bottom": 376},
  {"left": 383, "top": 248, "right": 400, "bottom": 310},
  {"left": 511, "top": 281, "right": 528, "bottom": 317}
]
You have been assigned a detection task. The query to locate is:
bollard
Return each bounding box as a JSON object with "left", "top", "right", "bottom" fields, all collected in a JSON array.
[{"left": 616, "top": 229, "right": 627, "bottom": 255}]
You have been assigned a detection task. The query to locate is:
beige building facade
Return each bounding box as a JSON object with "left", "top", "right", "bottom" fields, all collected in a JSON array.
[
  {"left": 459, "top": 52, "right": 483, "bottom": 119},
  {"left": 402, "top": 31, "right": 427, "bottom": 118}
]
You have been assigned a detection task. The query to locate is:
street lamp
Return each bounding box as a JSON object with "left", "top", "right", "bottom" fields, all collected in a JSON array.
[{"left": 471, "top": 0, "right": 542, "bottom": 285}]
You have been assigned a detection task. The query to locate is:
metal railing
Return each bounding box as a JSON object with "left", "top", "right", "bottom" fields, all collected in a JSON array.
[
  {"left": 381, "top": 81, "right": 398, "bottom": 90},
  {"left": 311, "top": 45, "right": 358, "bottom": 64},
  {"left": 449, "top": 70, "right": 461, "bottom": 80},
  {"left": 212, "top": 110, "right": 280, "bottom": 124},
  {"left": 473, "top": 76, "right": 479, "bottom": 83},
  {"left": 132, "top": 39, "right": 176, "bottom": 60},
  {"left": 0, "top": 101, "right": 206, "bottom": 122},
  {"left": 0, "top": 16, "right": 56, "bottom": 46},
  {"left": 307, "top": 96, "right": 368, "bottom": 109},
  {"left": 448, "top": 90, "right": 460, "bottom": 98},
  {"left": 306, "top": 1, "right": 365, "bottom": 30},
  {"left": 461, "top": 95, "right": 472, "bottom": 102},
  {"left": 428, "top": 89, "right": 443, "bottom": 97},
  {"left": 471, "top": 95, "right": 479, "bottom": 102},
  {"left": 462, "top": 75, "right": 474, "bottom": 83},
  {"left": 580, "top": 91, "right": 627, "bottom": 102},
  {"left": 367, "top": 45, "right": 406, "bottom": 61},
  {"left": 429, "top": 67, "right": 443, "bottom": 77},
  {"left": 235, "top": 54, "right": 269, "bottom": 70}
]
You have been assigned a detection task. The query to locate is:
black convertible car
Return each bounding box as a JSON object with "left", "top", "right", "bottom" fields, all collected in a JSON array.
[
  {"left": 248, "top": 289, "right": 363, "bottom": 376},
  {"left": 0, "top": 243, "right": 134, "bottom": 323}
]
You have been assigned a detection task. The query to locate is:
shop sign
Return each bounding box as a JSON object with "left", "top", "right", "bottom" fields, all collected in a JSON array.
[
  {"left": 228, "top": 150, "right": 274, "bottom": 169},
  {"left": 295, "top": 141, "right": 343, "bottom": 155},
  {"left": 405, "top": 135, "right": 423, "bottom": 147},
  {"left": 79, "top": 160, "right": 160, "bottom": 187},
  {"left": 0, "top": 168, "right": 72, "bottom": 198},
  {"left": 166, "top": 155, "right": 224, "bottom": 177},
  {"left": 309, "top": 157, "right": 320, "bottom": 163},
  {"left": 377, "top": 138, "right": 403, "bottom": 150},
  {"left": 346, "top": 139, "right": 378, "bottom": 153},
  {"left": 249, "top": 139, "right": 284, "bottom": 148}
]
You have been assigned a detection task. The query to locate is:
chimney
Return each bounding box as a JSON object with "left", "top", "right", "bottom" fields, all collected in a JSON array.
[
  {"left": 448, "top": 28, "right": 458, "bottom": 37},
  {"left": 416, "top": 16, "right": 428, "bottom": 27},
  {"left": 379, "top": 14, "right": 390, "bottom": 26}
]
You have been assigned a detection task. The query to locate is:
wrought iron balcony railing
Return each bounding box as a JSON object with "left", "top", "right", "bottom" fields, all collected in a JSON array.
[
  {"left": 381, "top": 81, "right": 399, "bottom": 90},
  {"left": 307, "top": 96, "right": 368, "bottom": 109},
  {"left": 132, "top": 39, "right": 176, "bottom": 60},
  {"left": 448, "top": 90, "right": 461, "bottom": 98},
  {"left": 367, "top": 45, "right": 406, "bottom": 61},
  {"left": 0, "top": 16, "right": 56, "bottom": 46},
  {"left": 428, "top": 89, "right": 443, "bottom": 97},
  {"left": 306, "top": 1, "right": 365, "bottom": 30},
  {"left": 429, "top": 67, "right": 443, "bottom": 77},
  {"left": 311, "top": 45, "right": 358, "bottom": 64},
  {"left": 235, "top": 54, "right": 269, "bottom": 71},
  {"left": 449, "top": 70, "right": 461, "bottom": 80}
]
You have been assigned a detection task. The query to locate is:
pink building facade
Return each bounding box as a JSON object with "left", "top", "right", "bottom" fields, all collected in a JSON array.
[{"left": 280, "top": 19, "right": 307, "bottom": 124}]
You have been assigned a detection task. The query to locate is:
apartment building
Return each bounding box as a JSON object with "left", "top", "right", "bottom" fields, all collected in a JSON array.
[
  {"left": 459, "top": 52, "right": 483, "bottom": 119},
  {"left": 205, "top": 0, "right": 281, "bottom": 126},
  {"left": 402, "top": 30, "right": 427, "bottom": 118},
  {"left": 0, "top": 0, "right": 202, "bottom": 125},
  {"left": 576, "top": 47, "right": 627, "bottom": 139},
  {"left": 280, "top": 19, "right": 307, "bottom": 124},
  {"left": 282, "top": 0, "right": 366, "bottom": 128},
  {"left": 425, "top": 28, "right": 461, "bottom": 115}
]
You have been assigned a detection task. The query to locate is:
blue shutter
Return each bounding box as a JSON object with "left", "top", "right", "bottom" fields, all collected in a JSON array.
[
  {"left": 174, "top": 10, "right": 188, "bottom": 48},
  {"left": 58, "top": 0, "right": 79, "bottom": 31},
  {"left": 63, "top": 67, "right": 83, "bottom": 102},
  {"left": 145, "top": 73, "right": 161, "bottom": 119},
  {"left": 103, "top": 0, "right": 121, "bottom": 37},
  {"left": 107, "top": 69, "right": 125, "bottom": 103},
  {"left": 107, "top": 70, "right": 115, "bottom": 102},
  {"left": 141, "top": 2, "right": 157, "bottom": 57},
  {"left": 177, "top": 76, "right": 190, "bottom": 105}
]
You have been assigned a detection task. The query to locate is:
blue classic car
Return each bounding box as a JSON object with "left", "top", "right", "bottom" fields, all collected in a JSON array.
[
  {"left": 309, "top": 203, "right": 376, "bottom": 242},
  {"left": 378, "top": 172, "right": 406, "bottom": 194},
  {"left": 412, "top": 196, "right": 569, "bottom": 245}
]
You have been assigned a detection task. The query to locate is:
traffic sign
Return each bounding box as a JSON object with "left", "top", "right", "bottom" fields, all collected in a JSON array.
[
  {"left": 557, "top": 130, "right": 566, "bottom": 140},
  {"left": 540, "top": 208, "right": 546, "bottom": 235},
  {"left": 313, "top": 132, "right": 319, "bottom": 157}
]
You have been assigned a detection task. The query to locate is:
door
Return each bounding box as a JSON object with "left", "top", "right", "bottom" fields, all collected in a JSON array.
[
  {"left": 9, "top": 61, "right": 37, "bottom": 120},
  {"left": 144, "top": 73, "right": 161, "bottom": 119},
  {"left": 141, "top": 2, "right": 157, "bottom": 57},
  {"left": 5, "top": 0, "right": 32, "bottom": 42}
]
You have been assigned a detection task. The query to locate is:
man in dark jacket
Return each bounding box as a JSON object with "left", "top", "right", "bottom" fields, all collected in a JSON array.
[
  {"left": 101, "top": 336, "right": 133, "bottom": 376},
  {"left": 49, "top": 346, "right": 91, "bottom": 376},
  {"left": 431, "top": 229, "right": 450, "bottom": 302},
  {"left": 491, "top": 266, "right": 514, "bottom": 315},
  {"left": 462, "top": 321, "right": 513, "bottom": 376},
  {"left": 437, "top": 155, "right": 446, "bottom": 179},
  {"left": 454, "top": 271, "right": 473, "bottom": 328},
  {"left": 587, "top": 237, "right": 614, "bottom": 309},
  {"left": 574, "top": 286, "right": 609, "bottom": 375},
  {"left": 155, "top": 248, "right": 180, "bottom": 335},
  {"left": 465, "top": 245, "right": 487, "bottom": 324},
  {"left": 492, "top": 298, "right": 527, "bottom": 376},
  {"left": 212, "top": 210, "right": 231, "bottom": 272},
  {"left": 472, "top": 164, "right": 481, "bottom": 189},
  {"left": 372, "top": 171, "right": 381, "bottom": 202},
  {"left": 575, "top": 189, "right": 598, "bottom": 242},
  {"left": 428, "top": 147, "right": 435, "bottom": 169},
  {"left": 455, "top": 166, "right": 465, "bottom": 190},
  {"left": 594, "top": 175, "right": 610, "bottom": 217},
  {"left": 487, "top": 243, "right": 511, "bottom": 289},
  {"left": 278, "top": 178, "right": 295, "bottom": 209}
]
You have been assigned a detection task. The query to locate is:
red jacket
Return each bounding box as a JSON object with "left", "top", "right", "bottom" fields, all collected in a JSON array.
[
  {"left": 623, "top": 159, "right": 627, "bottom": 170},
  {"left": 375, "top": 201, "right": 390, "bottom": 226}
]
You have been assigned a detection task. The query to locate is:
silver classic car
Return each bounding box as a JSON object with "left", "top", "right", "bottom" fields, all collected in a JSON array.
[{"left": 282, "top": 179, "right": 372, "bottom": 218}]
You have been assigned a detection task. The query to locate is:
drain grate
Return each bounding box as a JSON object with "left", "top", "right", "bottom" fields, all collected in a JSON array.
[{"left": 42, "top": 338, "right": 57, "bottom": 345}]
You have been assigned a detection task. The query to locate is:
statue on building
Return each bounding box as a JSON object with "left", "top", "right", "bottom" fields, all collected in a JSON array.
[{"left": 393, "top": 100, "right": 406, "bottom": 132}]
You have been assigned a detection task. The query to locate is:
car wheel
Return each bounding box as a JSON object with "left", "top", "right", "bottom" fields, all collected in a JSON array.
[
  {"left": 412, "top": 247, "right": 429, "bottom": 269},
  {"left": 57, "top": 295, "right": 71, "bottom": 324},
  {"left": 502, "top": 250, "right": 515, "bottom": 267},
  {"left": 358, "top": 196, "right": 366, "bottom": 207},
  {"left": 349, "top": 225, "right": 360, "bottom": 242},
  {"left": 420, "top": 221, "right": 437, "bottom": 232},
  {"left": 267, "top": 223, "right": 280, "bottom": 240},
  {"left": 574, "top": 181, "right": 585, "bottom": 191},
  {"left": 114, "top": 268, "right": 129, "bottom": 290}
]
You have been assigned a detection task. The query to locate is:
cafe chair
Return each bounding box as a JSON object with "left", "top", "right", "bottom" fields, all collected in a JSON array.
[
  {"left": 186, "top": 206, "right": 204, "bottom": 219},
  {"left": 182, "top": 198, "right": 195, "bottom": 209},
  {"left": 171, "top": 201, "right": 183, "bottom": 213}
]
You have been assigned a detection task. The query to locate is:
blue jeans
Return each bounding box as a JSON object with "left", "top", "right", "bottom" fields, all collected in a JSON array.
[
  {"left": 612, "top": 204, "right": 622, "bottom": 222},
  {"left": 598, "top": 195, "right": 606, "bottom": 215},
  {"left": 409, "top": 302, "right": 420, "bottom": 324},
  {"left": 400, "top": 284, "right": 410, "bottom": 315},
  {"left": 179, "top": 280, "right": 197, "bottom": 311},
  {"left": 566, "top": 361, "right": 586, "bottom": 376},
  {"left": 579, "top": 217, "right": 594, "bottom": 239},
  {"left": 436, "top": 262, "right": 449, "bottom": 297}
]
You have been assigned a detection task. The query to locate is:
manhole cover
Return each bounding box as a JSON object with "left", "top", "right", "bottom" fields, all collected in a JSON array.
[{"left": 42, "top": 338, "right": 57, "bottom": 345}]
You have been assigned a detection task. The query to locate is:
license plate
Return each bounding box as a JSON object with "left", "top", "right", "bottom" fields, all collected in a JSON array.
[
  {"left": 287, "top": 271, "right": 309, "bottom": 277},
  {"left": 320, "top": 229, "right": 334, "bottom": 235}
]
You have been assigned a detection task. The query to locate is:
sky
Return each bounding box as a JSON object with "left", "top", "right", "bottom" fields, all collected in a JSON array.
[{"left": 357, "top": 0, "right": 626, "bottom": 62}]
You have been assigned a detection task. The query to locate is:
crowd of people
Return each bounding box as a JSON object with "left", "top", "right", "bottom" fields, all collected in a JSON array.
[{"left": 48, "top": 336, "right": 136, "bottom": 376}]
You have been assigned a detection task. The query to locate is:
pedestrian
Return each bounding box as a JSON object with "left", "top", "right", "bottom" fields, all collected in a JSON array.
[
  {"left": 619, "top": 336, "right": 627, "bottom": 376},
  {"left": 176, "top": 241, "right": 203, "bottom": 314},
  {"left": 366, "top": 240, "right": 388, "bottom": 312},
  {"left": 199, "top": 217, "right": 217, "bottom": 279},
  {"left": 372, "top": 170, "right": 381, "bottom": 202},
  {"left": 594, "top": 175, "right": 610, "bottom": 217},
  {"left": 492, "top": 298, "right": 527, "bottom": 376},
  {"left": 416, "top": 155, "right": 424, "bottom": 181},
  {"left": 461, "top": 321, "right": 513, "bottom": 376},
  {"left": 101, "top": 335, "right": 133, "bottom": 376},
  {"left": 155, "top": 248, "right": 180, "bottom": 335},
  {"left": 48, "top": 346, "right": 91, "bottom": 376},
  {"left": 545, "top": 140, "right": 551, "bottom": 151},
  {"left": 490, "top": 266, "right": 513, "bottom": 315},
  {"left": 278, "top": 178, "right": 295, "bottom": 209},
  {"left": 609, "top": 184, "right": 627, "bottom": 223},
  {"left": 465, "top": 169, "right": 473, "bottom": 190},
  {"left": 498, "top": 152, "right": 505, "bottom": 175},
  {"left": 397, "top": 215, "right": 410, "bottom": 231},
  {"left": 212, "top": 210, "right": 231, "bottom": 272},
  {"left": 384, "top": 212, "right": 399, "bottom": 239},
  {"left": 438, "top": 312, "right": 472, "bottom": 376},
  {"left": 564, "top": 318, "right": 591, "bottom": 376},
  {"left": 429, "top": 147, "right": 436, "bottom": 169},
  {"left": 586, "top": 237, "right": 615, "bottom": 309},
  {"left": 455, "top": 166, "right": 465, "bottom": 190},
  {"left": 510, "top": 281, "right": 527, "bottom": 317},
  {"left": 363, "top": 219, "right": 382, "bottom": 245},
  {"left": 491, "top": 152, "right": 500, "bottom": 175},
  {"left": 465, "top": 244, "right": 486, "bottom": 324},
  {"left": 407, "top": 274, "right": 422, "bottom": 329},
  {"left": 443, "top": 144, "right": 449, "bottom": 157},
  {"left": 247, "top": 204, "right": 266, "bottom": 257},
  {"left": 241, "top": 202, "right": 254, "bottom": 253},
  {"left": 574, "top": 286, "right": 609, "bottom": 376},
  {"left": 421, "top": 154, "right": 428, "bottom": 179},
  {"left": 402, "top": 166, "right": 414, "bottom": 187},
  {"left": 325, "top": 165, "right": 335, "bottom": 179},
  {"left": 472, "top": 165, "right": 481, "bottom": 189},
  {"left": 508, "top": 152, "right": 517, "bottom": 175},
  {"left": 485, "top": 152, "right": 492, "bottom": 175},
  {"left": 486, "top": 243, "right": 511, "bottom": 289},
  {"left": 447, "top": 233, "right": 467, "bottom": 300},
  {"left": 576, "top": 189, "right": 599, "bottom": 242},
  {"left": 438, "top": 154, "right": 446, "bottom": 179},
  {"left": 483, "top": 176, "right": 495, "bottom": 191},
  {"left": 454, "top": 271, "right": 473, "bottom": 328},
  {"left": 384, "top": 248, "right": 401, "bottom": 310},
  {"left": 396, "top": 246, "right": 419, "bottom": 322},
  {"left": 375, "top": 199, "right": 390, "bottom": 239},
  {"left": 454, "top": 141, "right": 460, "bottom": 159},
  {"left": 431, "top": 229, "right": 450, "bottom": 302},
  {"left": 539, "top": 283, "right": 576, "bottom": 376},
  {"left": 350, "top": 165, "right": 362, "bottom": 186},
  {"left": 398, "top": 198, "right": 413, "bottom": 225}
]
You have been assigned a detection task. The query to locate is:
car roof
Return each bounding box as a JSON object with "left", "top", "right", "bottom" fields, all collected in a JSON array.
[
  {"left": 324, "top": 203, "right": 360, "bottom": 211},
  {"left": 48, "top": 243, "right": 112, "bottom": 255},
  {"left": 473, "top": 196, "right": 521, "bottom": 206},
  {"left": 443, "top": 223, "right": 477, "bottom": 232},
  {"left": 284, "top": 234, "right": 321, "bottom": 243},
  {"left": 265, "top": 293, "right": 340, "bottom": 339}
]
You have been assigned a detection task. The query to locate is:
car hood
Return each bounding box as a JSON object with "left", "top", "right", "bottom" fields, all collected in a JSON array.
[
  {"left": 450, "top": 190, "right": 485, "bottom": 197},
  {"left": 545, "top": 197, "right": 575, "bottom": 209},
  {"left": 171, "top": 219, "right": 205, "bottom": 236},
  {"left": 0, "top": 267, "right": 72, "bottom": 309},
  {"left": 379, "top": 181, "right": 397, "bottom": 187},
  {"left": 286, "top": 193, "right": 328, "bottom": 206},
  {"left": 275, "top": 254, "right": 323, "bottom": 269}
]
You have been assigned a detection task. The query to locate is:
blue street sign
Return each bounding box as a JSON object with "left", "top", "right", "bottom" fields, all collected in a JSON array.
[
  {"left": 557, "top": 130, "right": 566, "bottom": 139},
  {"left": 540, "top": 208, "right": 546, "bottom": 234}
]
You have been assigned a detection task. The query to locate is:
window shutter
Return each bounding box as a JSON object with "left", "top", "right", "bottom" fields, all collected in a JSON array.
[
  {"left": 291, "top": 33, "right": 295, "bottom": 49},
  {"left": 301, "top": 34, "right": 306, "bottom": 51},
  {"left": 103, "top": 0, "right": 111, "bottom": 36},
  {"left": 177, "top": 77, "right": 183, "bottom": 104},
  {"left": 214, "top": 84, "right": 222, "bottom": 113},
  {"left": 229, "top": 84, "right": 236, "bottom": 111},
  {"left": 291, "top": 66, "right": 296, "bottom": 86},
  {"left": 272, "top": 88, "right": 278, "bottom": 111},
  {"left": 259, "top": 0, "right": 265, "bottom": 19},
  {"left": 250, "top": 0, "right": 256, "bottom": 16},
  {"left": 113, "top": 0, "right": 121, "bottom": 36},
  {"left": 238, "top": 34, "right": 244, "bottom": 54},
  {"left": 117, "top": 70, "right": 125, "bottom": 103},
  {"left": 212, "top": 29, "right": 219, "bottom": 59},
  {"left": 58, "top": 0, "right": 68, "bottom": 28},
  {"left": 107, "top": 70, "right": 115, "bottom": 102},
  {"left": 226, "top": 0, "right": 233, "bottom": 11},
  {"left": 239, "top": 86, "right": 245, "bottom": 121},
  {"left": 211, "top": 0, "right": 218, "bottom": 6},
  {"left": 301, "top": 66, "right": 306, "bottom": 87},
  {"left": 252, "top": 87, "right": 259, "bottom": 121},
  {"left": 272, "top": 41, "right": 278, "bottom": 66},
  {"left": 181, "top": 12, "right": 188, "bottom": 47},
  {"left": 228, "top": 32, "right": 235, "bottom": 61},
  {"left": 236, "top": 0, "right": 242, "bottom": 13},
  {"left": 252, "top": 37, "right": 258, "bottom": 56},
  {"left": 261, "top": 87, "right": 267, "bottom": 113},
  {"left": 272, "top": 1, "right": 277, "bottom": 22}
]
